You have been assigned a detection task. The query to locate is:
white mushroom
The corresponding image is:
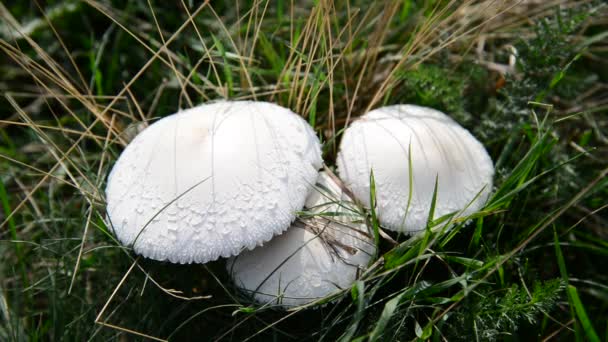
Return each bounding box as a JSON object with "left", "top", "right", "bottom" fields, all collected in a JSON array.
[
  {"left": 226, "top": 172, "right": 375, "bottom": 308},
  {"left": 336, "top": 104, "right": 494, "bottom": 233},
  {"left": 105, "top": 101, "right": 322, "bottom": 264}
]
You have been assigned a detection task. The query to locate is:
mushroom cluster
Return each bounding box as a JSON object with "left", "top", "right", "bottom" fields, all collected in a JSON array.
[{"left": 105, "top": 101, "right": 493, "bottom": 309}]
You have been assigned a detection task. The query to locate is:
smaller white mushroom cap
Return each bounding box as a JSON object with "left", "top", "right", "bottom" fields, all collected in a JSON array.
[
  {"left": 336, "top": 104, "right": 494, "bottom": 233},
  {"left": 227, "top": 172, "right": 375, "bottom": 308},
  {"left": 105, "top": 101, "right": 322, "bottom": 264}
]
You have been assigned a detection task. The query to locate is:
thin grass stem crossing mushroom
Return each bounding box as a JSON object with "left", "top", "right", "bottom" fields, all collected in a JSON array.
[
  {"left": 105, "top": 101, "right": 322, "bottom": 264},
  {"left": 336, "top": 104, "right": 494, "bottom": 233},
  {"left": 226, "top": 171, "right": 375, "bottom": 308}
]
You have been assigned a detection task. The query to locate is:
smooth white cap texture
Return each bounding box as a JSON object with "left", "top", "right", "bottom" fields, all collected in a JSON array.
[
  {"left": 336, "top": 104, "right": 494, "bottom": 233},
  {"left": 105, "top": 101, "right": 322, "bottom": 264},
  {"left": 227, "top": 172, "right": 375, "bottom": 308}
]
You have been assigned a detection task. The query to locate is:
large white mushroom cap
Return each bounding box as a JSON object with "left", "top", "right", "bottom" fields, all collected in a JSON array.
[
  {"left": 105, "top": 101, "right": 322, "bottom": 264},
  {"left": 336, "top": 104, "right": 494, "bottom": 233},
  {"left": 227, "top": 172, "right": 375, "bottom": 308}
]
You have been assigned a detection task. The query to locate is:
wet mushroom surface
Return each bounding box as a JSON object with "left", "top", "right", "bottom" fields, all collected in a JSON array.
[
  {"left": 105, "top": 101, "right": 322, "bottom": 264},
  {"left": 227, "top": 172, "right": 375, "bottom": 308}
]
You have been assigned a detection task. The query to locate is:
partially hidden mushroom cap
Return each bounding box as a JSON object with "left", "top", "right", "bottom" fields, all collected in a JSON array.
[
  {"left": 226, "top": 171, "right": 375, "bottom": 308},
  {"left": 105, "top": 101, "right": 322, "bottom": 264},
  {"left": 336, "top": 104, "right": 494, "bottom": 233}
]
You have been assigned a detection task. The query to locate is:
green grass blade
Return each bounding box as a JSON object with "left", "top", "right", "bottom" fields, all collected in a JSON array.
[
  {"left": 0, "top": 178, "right": 28, "bottom": 290},
  {"left": 339, "top": 281, "right": 366, "bottom": 342},
  {"left": 426, "top": 175, "right": 439, "bottom": 228},
  {"left": 568, "top": 285, "right": 601, "bottom": 342},
  {"left": 369, "top": 170, "right": 381, "bottom": 258},
  {"left": 211, "top": 33, "right": 233, "bottom": 98},
  {"left": 369, "top": 281, "right": 431, "bottom": 341}
]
